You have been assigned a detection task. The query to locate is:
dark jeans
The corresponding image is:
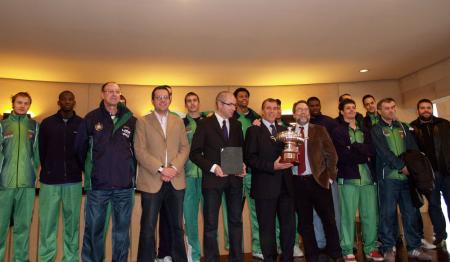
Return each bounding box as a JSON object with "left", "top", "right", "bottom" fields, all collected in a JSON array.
[
  {"left": 293, "top": 175, "right": 341, "bottom": 262},
  {"left": 425, "top": 172, "right": 450, "bottom": 241},
  {"left": 203, "top": 183, "right": 243, "bottom": 262},
  {"left": 255, "top": 189, "right": 295, "bottom": 262},
  {"left": 137, "top": 183, "right": 187, "bottom": 262},
  {"left": 82, "top": 188, "right": 134, "bottom": 262},
  {"left": 378, "top": 178, "right": 421, "bottom": 252},
  {"left": 157, "top": 202, "right": 172, "bottom": 258}
]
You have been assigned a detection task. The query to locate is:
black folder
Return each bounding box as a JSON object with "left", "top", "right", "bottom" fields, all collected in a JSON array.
[{"left": 220, "top": 147, "right": 243, "bottom": 175}]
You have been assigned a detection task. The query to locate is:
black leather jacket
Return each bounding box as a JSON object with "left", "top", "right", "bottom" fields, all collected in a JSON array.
[{"left": 410, "top": 116, "right": 450, "bottom": 176}]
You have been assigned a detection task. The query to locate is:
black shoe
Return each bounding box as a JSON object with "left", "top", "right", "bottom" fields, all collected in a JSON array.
[{"left": 433, "top": 238, "right": 446, "bottom": 248}]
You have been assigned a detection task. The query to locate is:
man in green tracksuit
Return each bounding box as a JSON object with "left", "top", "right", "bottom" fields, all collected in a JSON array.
[
  {"left": 331, "top": 99, "right": 383, "bottom": 261},
  {"left": 0, "top": 92, "right": 39, "bottom": 262},
  {"left": 232, "top": 87, "right": 262, "bottom": 258},
  {"left": 183, "top": 92, "right": 210, "bottom": 262}
]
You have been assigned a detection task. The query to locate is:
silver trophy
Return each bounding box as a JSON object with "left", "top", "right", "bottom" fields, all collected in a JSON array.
[{"left": 275, "top": 123, "right": 306, "bottom": 163}]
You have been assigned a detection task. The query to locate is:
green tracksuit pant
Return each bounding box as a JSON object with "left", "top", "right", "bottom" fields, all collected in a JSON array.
[
  {"left": 0, "top": 188, "right": 35, "bottom": 262},
  {"left": 183, "top": 177, "right": 203, "bottom": 262},
  {"left": 339, "top": 183, "right": 378, "bottom": 256},
  {"left": 39, "top": 182, "right": 82, "bottom": 262}
]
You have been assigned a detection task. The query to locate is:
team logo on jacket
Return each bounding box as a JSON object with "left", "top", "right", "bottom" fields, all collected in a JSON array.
[
  {"left": 3, "top": 131, "right": 13, "bottom": 139},
  {"left": 28, "top": 129, "right": 35, "bottom": 139},
  {"left": 398, "top": 130, "right": 405, "bottom": 139},
  {"left": 122, "top": 126, "right": 131, "bottom": 138},
  {"left": 95, "top": 122, "right": 103, "bottom": 131}
]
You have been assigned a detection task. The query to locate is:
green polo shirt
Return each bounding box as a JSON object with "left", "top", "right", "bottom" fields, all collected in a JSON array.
[
  {"left": 368, "top": 112, "right": 380, "bottom": 126},
  {"left": 237, "top": 111, "right": 253, "bottom": 136},
  {"left": 382, "top": 123, "right": 408, "bottom": 180}
]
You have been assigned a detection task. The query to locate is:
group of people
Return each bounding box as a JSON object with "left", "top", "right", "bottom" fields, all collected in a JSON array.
[{"left": 0, "top": 82, "right": 448, "bottom": 262}]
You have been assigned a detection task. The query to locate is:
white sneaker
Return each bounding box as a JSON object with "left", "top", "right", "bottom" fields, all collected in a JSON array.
[
  {"left": 408, "top": 248, "right": 432, "bottom": 261},
  {"left": 252, "top": 253, "right": 264, "bottom": 260},
  {"left": 421, "top": 238, "right": 436, "bottom": 250},
  {"left": 293, "top": 244, "right": 304, "bottom": 257},
  {"left": 155, "top": 256, "right": 172, "bottom": 262}
]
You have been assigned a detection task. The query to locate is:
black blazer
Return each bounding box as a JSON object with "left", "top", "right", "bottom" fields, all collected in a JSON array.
[
  {"left": 244, "top": 123, "right": 294, "bottom": 199},
  {"left": 189, "top": 114, "right": 244, "bottom": 189}
]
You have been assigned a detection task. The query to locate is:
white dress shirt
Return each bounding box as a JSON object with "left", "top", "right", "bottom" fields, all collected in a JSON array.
[
  {"left": 292, "top": 123, "right": 312, "bottom": 176},
  {"left": 210, "top": 112, "right": 230, "bottom": 173}
]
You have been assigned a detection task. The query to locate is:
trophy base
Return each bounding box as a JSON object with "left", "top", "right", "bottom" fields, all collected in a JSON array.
[{"left": 280, "top": 152, "right": 298, "bottom": 163}]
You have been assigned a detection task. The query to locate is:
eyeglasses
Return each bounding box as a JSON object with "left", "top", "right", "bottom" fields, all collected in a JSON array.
[
  {"left": 103, "top": 90, "right": 121, "bottom": 95},
  {"left": 220, "top": 101, "right": 237, "bottom": 107},
  {"left": 154, "top": 95, "right": 170, "bottom": 101}
]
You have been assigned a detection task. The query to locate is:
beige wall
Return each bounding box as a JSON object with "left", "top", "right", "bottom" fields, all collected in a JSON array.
[
  {"left": 400, "top": 57, "right": 450, "bottom": 118},
  {"left": 1, "top": 78, "right": 414, "bottom": 122}
]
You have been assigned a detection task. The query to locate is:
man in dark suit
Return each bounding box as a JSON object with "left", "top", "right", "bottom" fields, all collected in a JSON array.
[
  {"left": 244, "top": 98, "right": 295, "bottom": 262},
  {"left": 190, "top": 91, "right": 246, "bottom": 262},
  {"left": 291, "top": 100, "right": 343, "bottom": 262}
]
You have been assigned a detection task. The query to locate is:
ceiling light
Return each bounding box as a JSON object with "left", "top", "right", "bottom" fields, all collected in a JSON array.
[{"left": 359, "top": 69, "right": 369, "bottom": 73}]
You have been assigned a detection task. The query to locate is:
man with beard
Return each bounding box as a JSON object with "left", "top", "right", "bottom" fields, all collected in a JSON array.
[
  {"left": 411, "top": 99, "right": 450, "bottom": 247},
  {"left": 291, "top": 100, "right": 342, "bottom": 262}
]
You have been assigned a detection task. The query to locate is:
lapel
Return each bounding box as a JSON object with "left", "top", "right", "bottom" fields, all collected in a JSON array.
[
  {"left": 211, "top": 114, "right": 227, "bottom": 144},
  {"left": 149, "top": 113, "right": 165, "bottom": 141},
  {"left": 166, "top": 113, "right": 175, "bottom": 140},
  {"left": 306, "top": 123, "right": 316, "bottom": 159}
]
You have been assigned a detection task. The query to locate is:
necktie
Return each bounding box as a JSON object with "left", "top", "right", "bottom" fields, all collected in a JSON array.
[
  {"left": 297, "top": 126, "right": 306, "bottom": 174},
  {"left": 222, "top": 120, "right": 229, "bottom": 141},
  {"left": 270, "top": 124, "right": 277, "bottom": 136}
]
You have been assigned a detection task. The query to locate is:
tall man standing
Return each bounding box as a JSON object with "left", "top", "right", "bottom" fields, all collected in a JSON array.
[
  {"left": 190, "top": 91, "right": 246, "bottom": 262},
  {"left": 38, "top": 91, "right": 83, "bottom": 262},
  {"left": 0, "top": 92, "right": 39, "bottom": 262},
  {"left": 135, "top": 85, "right": 190, "bottom": 262},
  {"left": 371, "top": 98, "right": 431, "bottom": 261},
  {"left": 291, "top": 100, "right": 342, "bottom": 262},
  {"left": 245, "top": 98, "right": 295, "bottom": 262},
  {"left": 183, "top": 92, "right": 210, "bottom": 262},
  {"left": 232, "top": 87, "right": 262, "bottom": 258},
  {"left": 76, "top": 82, "right": 136, "bottom": 262},
  {"left": 411, "top": 98, "right": 450, "bottom": 247}
]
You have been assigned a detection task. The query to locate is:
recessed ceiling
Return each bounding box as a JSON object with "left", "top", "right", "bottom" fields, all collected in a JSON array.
[{"left": 1, "top": 0, "right": 450, "bottom": 86}]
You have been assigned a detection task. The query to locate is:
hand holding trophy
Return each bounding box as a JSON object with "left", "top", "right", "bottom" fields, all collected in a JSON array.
[{"left": 275, "top": 123, "right": 306, "bottom": 163}]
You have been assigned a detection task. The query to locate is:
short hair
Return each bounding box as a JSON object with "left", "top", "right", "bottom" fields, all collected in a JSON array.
[
  {"left": 151, "top": 85, "right": 171, "bottom": 100},
  {"left": 292, "top": 100, "right": 308, "bottom": 114},
  {"left": 338, "top": 99, "right": 356, "bottom": 111},
  {"left": 101, "top": 81, "right": 117, "bottom": 91},
  {"left": 184, "top": 92, "right": 200, "bottom": 104},
  {"left": 362, "top": 94, "right": 375, "bottom": 104},
  {"left": 307, "top": 96, "right": 320, "bottom": 104},
  {"left": 339, "top": 93, "right": 351, "bottom": 103},
  {"left": 58, "top": 90, "right": 75, "bottom": 100},
  {"left": 233, "top": 87, "right": 250, "bottom": 98},
  {"left": 158, "top": 85, "right": 172, "bottom": 95},
  {"left": 261, "top": 98, "right": 277, "bottom": 109},
  {"left": 377, "top": 97, "right": 396, "bottom": 110},
  {"left": 12, "top": 92, "right": 32, "bottom": 104},
  {"left": 215, "top": 91, "right": 232, "bottom": 108},
  {"left": 416, "top": 98, "right": 433, "bottom": 110},
  {"left": 275, "top": 99, "right": 281, "bottom": 106}
]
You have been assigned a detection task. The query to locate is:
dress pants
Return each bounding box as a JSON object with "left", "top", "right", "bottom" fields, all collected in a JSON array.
[
  {"left": 255, "top": 183, "right": 295, "bottom": 262},
  {"left": 203, "top": 181, "right": 243, "bottom": 262},
  {"left": 137, "top": 182, "right": 187, "bottom": 262},
  {"left": 293, "top": 175, "right": 341, "bottom": 262}
]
